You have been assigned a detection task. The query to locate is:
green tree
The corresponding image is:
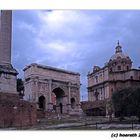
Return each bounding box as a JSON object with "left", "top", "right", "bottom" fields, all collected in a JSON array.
[
  {"left": 17, "top": 78, "right": 24, "bottom": 98},
  {"left": 106, "top": 101, "right": 113, "bottom": 121},
  {"left": 112, "top": 87, "right": 140, "bottom": 122}
]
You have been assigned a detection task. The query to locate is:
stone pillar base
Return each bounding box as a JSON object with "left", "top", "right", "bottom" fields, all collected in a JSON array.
[
  {"left": 56, "top": 106, "right": 60, "bottom": 113},
  {"left": 47, "top": 103, "right": 53, "bottom": 112},
  {"left": 0, "top": 64, "right": 18, "bottom": 94},
  {"left": 76, "top": 103, "right": 81, "bottom": 110},
  {"left": 67, "top": 104, "right": 71, "bottom": 113},
  {"left": 62, "top": 104, "right": 67, "bottom": 114}
]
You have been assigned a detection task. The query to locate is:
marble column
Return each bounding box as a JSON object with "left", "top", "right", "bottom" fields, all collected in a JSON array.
[
  {"left": 67, "top": 82, "right": 71, "bottom": 112},
  {"left": 68, "top": 82, "right": 71, "bottom": 104},
  {"left": 76, "top": 85, "right": 81, "bottom": 110},
  {"left": 48, "top": 79, "right": 53, "bottom": 111},
  {"left": 0, "top": 10, "right": 18, "bottom": 94},
  {"left": 0, "top": 10, "right": 12, "bottom": 65}
]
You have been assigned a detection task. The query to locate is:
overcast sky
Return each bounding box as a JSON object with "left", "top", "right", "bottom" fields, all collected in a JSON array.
[{"left": 11, "top": 10, "right": 140, "bottom": 100}]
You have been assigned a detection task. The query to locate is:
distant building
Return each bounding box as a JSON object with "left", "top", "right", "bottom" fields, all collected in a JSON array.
[{"left": 84, "top": 42, "right": 140, "bottom": 116}]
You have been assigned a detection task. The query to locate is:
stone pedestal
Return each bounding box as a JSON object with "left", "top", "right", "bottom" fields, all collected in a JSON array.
[
  {"left": 69, "top": 103, "right": 84, "bottom": 116},
  {"left": 62, "top": 104, "right": 67, "bottom": 114},
  {"left": 0, "top": 64, "right": 18, "bottom": 94},
  {"left": 56, "top": 105, "right": 60, "bottom": 113},
  {"left": 47, "top": 103, "right": 53, "bottom": 111},
  {"left": 67, "top": 104, "right": 71, "bottom": 113}
]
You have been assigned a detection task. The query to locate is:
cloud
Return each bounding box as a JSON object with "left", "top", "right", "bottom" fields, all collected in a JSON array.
[
  {"left": 37, "top": 39, "right": 76, "bottom": 54},
  {"left": 18, "top": 21, "right": 36, "bottom": 34},
  {"left": 37, "top": 10, "right": 102, "bottom": 40},
  {"left": 12, "top": 10, "right": 140, "bottom": 100}
]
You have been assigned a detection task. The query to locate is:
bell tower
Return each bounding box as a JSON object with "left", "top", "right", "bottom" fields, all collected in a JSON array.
[{"left": 0, "top": 10, "right": 18, "bottom": 94}]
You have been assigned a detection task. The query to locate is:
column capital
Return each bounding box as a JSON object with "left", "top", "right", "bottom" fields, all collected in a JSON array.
[
  {"left": 68, "top": 82, "right": 71, "bottom": 86},
  {"left": 48, "top": 79, "right": 52, "bottom": 84}
]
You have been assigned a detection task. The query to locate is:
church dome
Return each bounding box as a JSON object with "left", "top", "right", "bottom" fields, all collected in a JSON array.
[
  {"left": 110, "top": 41, "right": 130, "bottom": 61},
  {"left": 110, "top": 52, "right": 129, "bottom": 60}
]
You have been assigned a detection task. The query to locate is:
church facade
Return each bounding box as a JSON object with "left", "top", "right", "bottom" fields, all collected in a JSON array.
[
  {"left": 23, "top": 63, "right": 81, "bottom": 115},
  {"left": 86, "top": 42, "right": 140, "bottom": 116}
]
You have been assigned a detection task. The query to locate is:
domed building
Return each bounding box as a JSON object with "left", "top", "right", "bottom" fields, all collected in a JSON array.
[
  {"left": 108, "top": 41, "right": 132, "bottom": 73},
  {"left": 82, "top": 42, "right": 140, "bottom": 116}
]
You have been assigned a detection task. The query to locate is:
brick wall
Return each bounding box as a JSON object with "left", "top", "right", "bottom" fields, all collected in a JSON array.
[{"left": 0, "top": 92, "right": 37, "bottom": 128}]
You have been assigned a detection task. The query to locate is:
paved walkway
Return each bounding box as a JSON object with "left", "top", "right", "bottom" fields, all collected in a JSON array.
[
  {"left": 1, "top": 116, "right": 140, "bottom": 130},
  {"left": 27, "top": 118, "right": 140, "bottom": 130}
]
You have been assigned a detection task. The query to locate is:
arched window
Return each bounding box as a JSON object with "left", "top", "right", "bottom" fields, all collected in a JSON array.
[
  {"left": 118, "top": 65, "right": 121, "bottom": 70},
  {"left": 71, "top": 98, "right": 76, "bottom": 109},
  {"left": 95, "top": 76, "right": 98, "bottom": 83},
  {"left": 110, "top": 68, "right": 112, "bottom": 72},
  {"left": 95, "top": 92, "right": 99, "bottom": 101}
]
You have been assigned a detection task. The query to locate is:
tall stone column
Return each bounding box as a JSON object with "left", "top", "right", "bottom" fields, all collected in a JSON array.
[
  {"left": 76, "top": 85, "right": 81, "bottom": 110},
  {"left": 67, "top": 82, "right": 71, "bottom": 113},
  {"left": 0, "top": 10, "right": 12, "bottom": 65},
  {"left": 47, "top": 79, "right": 53, "bottom": 111},
  {"left": 48, "top": 79, "right": 52, "bottom": 103},
  {"left": 0, "top": 10, "right": 18, "bottom": 94},
  {"left": 68, "top": 82, "right": 71, "bottom": 104}
]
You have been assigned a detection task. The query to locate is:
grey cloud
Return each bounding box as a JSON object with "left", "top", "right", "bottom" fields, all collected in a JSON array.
[{"left": 12, "top": 10, "right": 140, "bottom": 100}]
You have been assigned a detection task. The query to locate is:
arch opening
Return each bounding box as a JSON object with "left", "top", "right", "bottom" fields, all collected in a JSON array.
[
  {"left": 38, "top": 96, "right": 45, "bottom": 110},
  {"left": 59, "top": 103, "right": 63, "bottom": 114},
  {"left": 52, "top": 87, "right": 65, "bottom": 114}
]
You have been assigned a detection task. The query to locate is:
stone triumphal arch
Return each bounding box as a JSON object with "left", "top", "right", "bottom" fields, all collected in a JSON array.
[{"left": 23, "top": 63, "right": 81, "bottom": 115}]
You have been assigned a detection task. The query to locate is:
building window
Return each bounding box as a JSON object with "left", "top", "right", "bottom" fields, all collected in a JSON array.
[
  {"left": 95, "top": 92, "right": 99, "bottom": 101},
  {"left": 110, "top": 68, "right": 112, "bottom": 72},
  {"left": 130, "top": 76, "right": 133, "bottom": 80},
  {"left": 95, "top": 76, "right": 98, "bottom": 83},
  {"left": 126, "top": 66, "right": 129, "bottom": 70},
  {"left": 118, "top": 65, "right": 121, "bottom": 70},
  {"left": 123, "top": 61, "right": 126, "bottom": 64},
  {"left": 25, "top": 77, "right": 31, "bottom": 82},
  {"left": 100, "top": 89, "right": 103, "bottom": 100},
  {"left": 100, "top": 74, "right": 102, "bottom": 81}
]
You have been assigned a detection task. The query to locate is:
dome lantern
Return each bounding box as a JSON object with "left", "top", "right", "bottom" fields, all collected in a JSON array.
[
  {"left": 115, "top": 40, "right": 122, "bottom": 53},
  {"left": 110, "top": 41, "right": 130, "bottom": 61}
]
